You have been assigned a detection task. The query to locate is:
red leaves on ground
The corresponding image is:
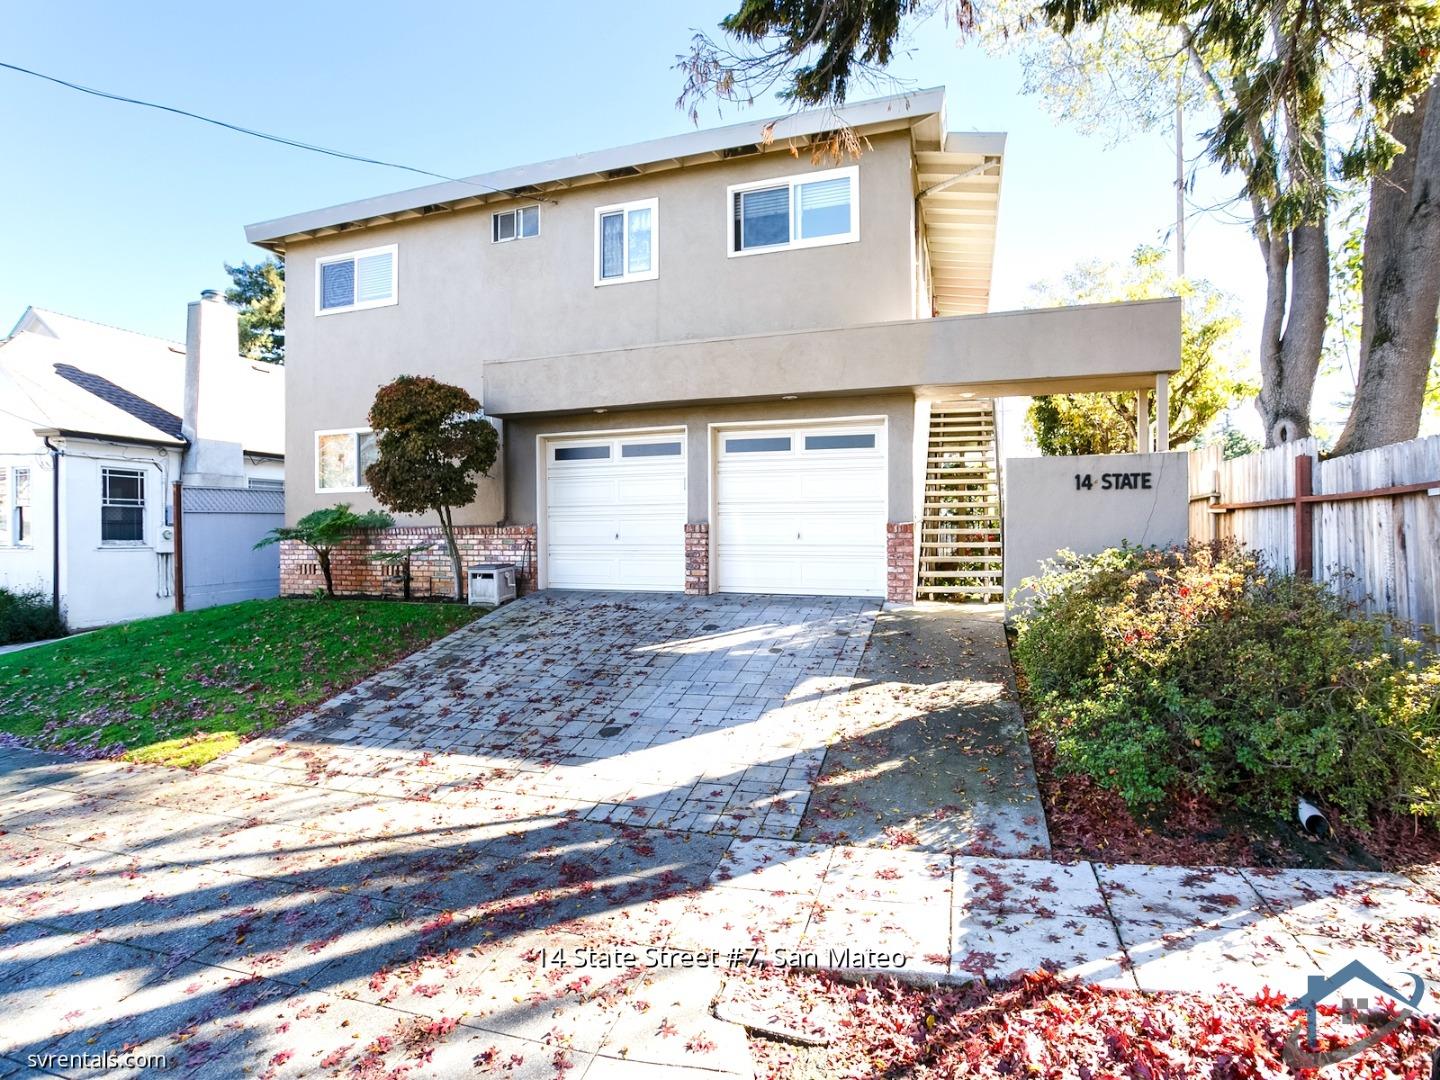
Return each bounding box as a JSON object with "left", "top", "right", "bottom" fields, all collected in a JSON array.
[{"left": 735, "top": 966, "right": 1438, "bottom": 1080}]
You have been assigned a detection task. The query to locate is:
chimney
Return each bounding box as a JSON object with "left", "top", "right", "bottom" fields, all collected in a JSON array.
[{"left": 182, "top": 289, "right": 247, "bottom": 486}]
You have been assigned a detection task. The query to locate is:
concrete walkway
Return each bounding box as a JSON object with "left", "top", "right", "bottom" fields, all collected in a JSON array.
[{"left": 1, "top": 595, "right": 1437, "bottom": 1078}]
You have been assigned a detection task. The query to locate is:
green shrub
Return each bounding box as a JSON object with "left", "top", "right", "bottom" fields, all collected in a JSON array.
[
  {"left": 1012, "top": 543, "right": 1440, "bottom": 825},
  {"left": 0, "top": 586, "right": 67, "bottom": 646}
]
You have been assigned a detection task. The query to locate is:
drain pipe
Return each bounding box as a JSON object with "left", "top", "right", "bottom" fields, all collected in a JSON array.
[
  {"left": 1297, "top": 797, "right": 1330, "bottom": 839},
  {"left": 42, "top": 435, "right": 61, "bottom": 615}
]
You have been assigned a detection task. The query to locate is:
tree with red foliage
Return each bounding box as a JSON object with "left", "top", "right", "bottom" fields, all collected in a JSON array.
[{"left": 365, "top": 376, "right": 498, "bottom": 600}]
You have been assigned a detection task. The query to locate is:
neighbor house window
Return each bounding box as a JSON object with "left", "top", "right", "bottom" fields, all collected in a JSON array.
[
  {"left": 728, "top": 166, "right": 858, "bottom": 255},
  {"left": 594, "top": 198, "right": 658, "bottom": 285},
  {"left": 11, "top": 468, "right": 29, "bottom": 544},
  {"left": 315, "top": 245, "right": 397, "bottom": 314},
  {"left": 493, "top": 206, "right": 540, "bottom": 242},
  {"left": 0, "top": 468, "right": 8, "bottom": 545},
  {"left": 315, "top": 429, "right": 378, "bottom": 491},
  {"left": 101, "top": 468, "right": 145, "bottom": 544}
]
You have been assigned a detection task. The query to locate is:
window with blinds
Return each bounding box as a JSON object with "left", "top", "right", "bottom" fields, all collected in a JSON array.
[
  {"left": 728, "top": 166, "right": 858, "bottom": 254},
  {"left": 316, "top": 245, "right": 398, "bottom": 314}
]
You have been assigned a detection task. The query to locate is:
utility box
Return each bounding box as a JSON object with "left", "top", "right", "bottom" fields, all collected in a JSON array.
[{"left": 467, "top": 563, "right": 517, "bottom": 606}]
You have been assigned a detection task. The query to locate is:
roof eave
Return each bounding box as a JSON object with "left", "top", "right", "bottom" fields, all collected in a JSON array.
[{"left": 245, "top": 87, "right": 948, "bottom": 252}]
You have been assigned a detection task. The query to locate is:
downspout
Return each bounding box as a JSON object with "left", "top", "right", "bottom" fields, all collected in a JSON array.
[{"left": 42, "top": 436, "right": 61, "bottom": 616}]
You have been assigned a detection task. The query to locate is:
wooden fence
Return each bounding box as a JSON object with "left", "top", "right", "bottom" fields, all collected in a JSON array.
[{"left": 1188, "top": 435, "right": 1440, "bottom": 632}]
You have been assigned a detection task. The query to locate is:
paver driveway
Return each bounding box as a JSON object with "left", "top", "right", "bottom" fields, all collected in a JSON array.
[
  {"left": 3, "top": 592, "right": 1439, "bottom": 1079},
  {"left": 305, "top": 591, "right": 877, "bottom": 839}
]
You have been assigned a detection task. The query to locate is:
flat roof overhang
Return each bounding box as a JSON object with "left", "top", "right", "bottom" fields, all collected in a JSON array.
[{"left": 481, "top": 298, "right": 1181, "bottom": 419}]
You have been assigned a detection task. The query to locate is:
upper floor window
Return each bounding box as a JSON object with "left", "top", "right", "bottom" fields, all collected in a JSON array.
[
  {"left": 316, "top": 428, "right": 378, "bottom": 492},
  {"left": 0, "top": 467, "right": 31, "bottom": 546},
  {"left": 316, "top": 245, "right": 397, "bottom": 315},
  {"left": 493, "top": 206, "right": 540, "bottom": 243},
  {"left": 594, "top": 198, "right": 658, "bottom": 285},
  {"left": 101, "top": 467, "right": 145, "bottom": 544},
  {"left": 728, "top": 166, "right": 859, "bottom": 256}
]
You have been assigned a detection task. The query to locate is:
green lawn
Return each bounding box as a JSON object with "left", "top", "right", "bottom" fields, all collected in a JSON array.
[{"left": 0, "top": 598, "right": 483, "bottom": 767}]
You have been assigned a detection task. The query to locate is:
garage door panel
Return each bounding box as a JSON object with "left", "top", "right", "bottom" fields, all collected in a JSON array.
[
  {"left": 615, "top": 472, "right": 686, "bottom": 504},
  {"left": 548, "top": 513, "right": 621, "bottom": 548},
  {"left": 799, "top": 555, "right": 885, "bottom": 592},
  {"left": 714, "top": 508, "right": 799, "bottom": 547},
  {"left": 545, "top": 435, "right": 685, "bottom": 592},
  {"left": 546, "top": 551, "right": 622, "bottom": 588},
  {"left": 714, "top": 470, "right": 806, "bottom": 503},
  {"left": 548, "top": 472, "right": 622, "bottom": 508},
  {"left": 616, "top": 552, "right": 686, "bottom": 590},
  {"left": 796, "top": 465, "right": 884, "bottom": 501}
]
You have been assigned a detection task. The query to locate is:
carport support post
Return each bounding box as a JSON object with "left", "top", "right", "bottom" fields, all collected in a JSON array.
[
  {"left": 1134, "top": 388, "right": 1150, "bottom": 452},
  {"left": 1155, "top": 373, "right": 1170, "bottom": 452}
]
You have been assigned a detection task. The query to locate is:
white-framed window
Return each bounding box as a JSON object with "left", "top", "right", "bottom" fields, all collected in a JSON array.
[
  {"left": 727, "top": 165, "right": 859, "bottom": 256},
  {"left": 493, "top": 205, "right": 540, "bottom": 243},
  {"left": 247, "top": 477, "right": 285, "bottom": 491},
  {"left": 315, "top": 244, "right": 397, "bottom": 315},
  {"left": 0, "top": 467, "right": 25, "bottom": 546},
  {"left": 101, "top": 467, "right": 145, "bottom": 545},
  {"left": 594, "top": 198, "right": 659, "bottom": 285},
  {"left": 315, "top": 428, "right": 378, "bottom": 492}
]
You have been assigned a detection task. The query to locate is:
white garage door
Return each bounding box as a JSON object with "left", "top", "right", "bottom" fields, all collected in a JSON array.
[
  {"left": 544, "top": 432, "right": 686, "bottom": 591},
  {"left": 715, "top": 422, "right": 886, "bottom": 596}
]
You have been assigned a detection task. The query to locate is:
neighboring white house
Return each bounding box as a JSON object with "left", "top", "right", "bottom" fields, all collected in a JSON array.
[{"left": 0, "top": 295, "right": 284, "bottom": 629}]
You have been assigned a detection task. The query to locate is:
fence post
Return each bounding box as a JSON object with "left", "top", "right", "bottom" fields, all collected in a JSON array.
[
  {"left": 1294, "top": 454, "right": 1314, "bottom": 580},
  {"left": 173, "top": 480, "right": 185, "bottom": 612}
]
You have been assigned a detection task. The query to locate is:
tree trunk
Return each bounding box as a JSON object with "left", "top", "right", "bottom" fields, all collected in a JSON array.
[
  {"left": 438, "top": 507, "right": 465, "bottom": 602},
  {"left": 316, "top": 548, "right": 336, "bottom": 597},
  {"left": 1332, "top": 82, "right": 1440, "bottom": 457},
  {"left": 1253, "top": 219, "right": 1329, "bottom": 446}
]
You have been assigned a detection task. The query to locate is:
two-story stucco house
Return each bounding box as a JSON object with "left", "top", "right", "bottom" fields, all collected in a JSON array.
[{"left": 245, "top": 87, "right": 1180, "bottom": 603}]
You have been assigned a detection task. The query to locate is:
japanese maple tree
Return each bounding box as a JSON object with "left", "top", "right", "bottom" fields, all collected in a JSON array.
[{"left": 364, "top": 376, "right": 499, "bottom": 601}]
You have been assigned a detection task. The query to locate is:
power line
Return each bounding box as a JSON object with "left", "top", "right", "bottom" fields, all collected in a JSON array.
[{"left": 0, "top": 59, "right": 539, "bottom": 200}]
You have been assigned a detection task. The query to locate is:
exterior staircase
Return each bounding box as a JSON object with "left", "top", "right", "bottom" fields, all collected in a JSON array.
[{"left": 916, "top": 400, "right": 1004, "bottom": 601}]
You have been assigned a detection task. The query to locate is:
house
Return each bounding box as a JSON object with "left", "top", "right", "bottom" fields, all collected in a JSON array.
[
  {"left": 0, "top": 299, "right": 285, "bottom": 628},
  {"left": 244, "top": 87, "right": 1180, "bottom": 603}
]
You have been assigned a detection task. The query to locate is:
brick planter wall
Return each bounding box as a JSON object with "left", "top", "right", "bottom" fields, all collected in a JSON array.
[
  {"left": 280, "top": 525, "right": 537, "bottom": 600},
  {"left": 684, "top": 522, "right": 710, "bottom": 595},
  {"left": 886, "top": 521, "right": 915, "bottom": 604}
]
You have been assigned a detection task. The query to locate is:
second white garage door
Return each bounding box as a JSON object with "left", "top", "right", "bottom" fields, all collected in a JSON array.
[
  {"left": 714, "top": 422, "right": 887, "bottom": 596},
  {"left": 544, "top": 432, "right": 686, "bottom": 591}
]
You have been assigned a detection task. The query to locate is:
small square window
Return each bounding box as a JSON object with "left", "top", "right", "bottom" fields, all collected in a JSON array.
[{"left": 493, "top": 206, "right": 541, "bottom": 243}]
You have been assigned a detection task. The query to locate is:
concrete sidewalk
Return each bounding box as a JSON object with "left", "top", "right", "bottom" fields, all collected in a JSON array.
[{"left": 2, "top": 745, "right": 1438, "bottom": 1078}]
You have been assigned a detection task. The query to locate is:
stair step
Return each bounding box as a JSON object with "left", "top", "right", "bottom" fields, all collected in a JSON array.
[
  {"left": 917, "top": 583, "right": 1004, "bottom": 593},
  {"left": 921, "top": 542, "right": 1003, "bottom": 550}
]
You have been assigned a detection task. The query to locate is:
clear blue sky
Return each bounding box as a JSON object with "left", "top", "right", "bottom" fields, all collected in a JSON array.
[{"left": 2, "top": 1, "right": 1284, "bottom": 420}]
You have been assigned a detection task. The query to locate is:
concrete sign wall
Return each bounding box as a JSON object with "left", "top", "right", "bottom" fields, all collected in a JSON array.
[{"left": 1003, "top": 451, "right": 1190, "bottom": 602}]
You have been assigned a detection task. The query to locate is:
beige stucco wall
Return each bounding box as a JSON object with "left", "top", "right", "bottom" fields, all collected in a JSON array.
[
  {"left": 281, "top": 134, "right": 918, "bottom": 525},
  {"left": 1002, "top": 450, "right": 1190, "bottom": 602},
  {"left": 483, "top": 299, "right": 1182, "bottom": 416},
  {"left": 504, "top": 394, "right": 917, "bottom": 525}
]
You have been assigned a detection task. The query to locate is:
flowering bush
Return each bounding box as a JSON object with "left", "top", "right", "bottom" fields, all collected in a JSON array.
[{"left": 1012, "top": 542, "right": 1440, "bottom": 825}]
